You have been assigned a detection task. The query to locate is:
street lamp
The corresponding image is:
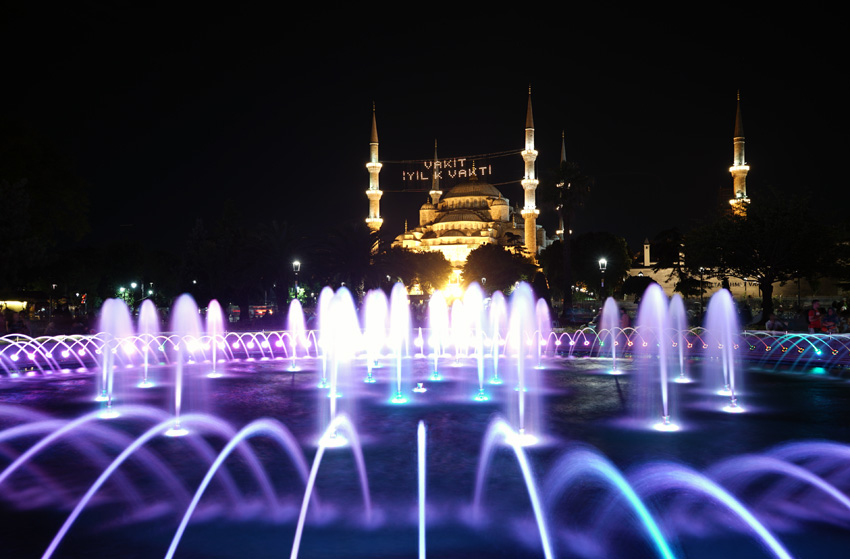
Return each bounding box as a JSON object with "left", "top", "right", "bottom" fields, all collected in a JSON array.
[
  {"left": 699, "top": 267, "right": 705, "bottom": 315},
  {"left": 598, "top": 258, "right": 607, "bottom": 299},
  {"left": 292, "top": 260, "right": 301, "bottom": 296}
]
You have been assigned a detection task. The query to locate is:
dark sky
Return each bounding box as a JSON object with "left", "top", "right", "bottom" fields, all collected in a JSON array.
[{"left": 3, "top": 6, "right": 845, "bottom": 255}]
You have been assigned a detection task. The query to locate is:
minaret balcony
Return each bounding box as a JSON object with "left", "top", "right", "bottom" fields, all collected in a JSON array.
[
  {"left": 729, "top": 164, "right": 749, "bottom": 173},
  {"left": 366, "top": 162, "right": 383, "bottom": 172},
  {"left": 521, "top": 149, "right": 538, "bottom": 161}
]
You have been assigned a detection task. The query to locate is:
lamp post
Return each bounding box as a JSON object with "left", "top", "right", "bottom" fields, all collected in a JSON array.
[
  {"left": 598, "top": 258, "right": 607, "bottom": 300},
  {"left": 699, "top": 267, "right": 705, "bottom": 316},
  {"left": 292, "top": 260, "right": 301, "bottom": 299}
]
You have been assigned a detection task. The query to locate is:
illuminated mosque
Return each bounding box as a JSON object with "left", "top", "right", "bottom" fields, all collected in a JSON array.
[{"left": 365, "top": 90, "right": 553, "bottom": 267}]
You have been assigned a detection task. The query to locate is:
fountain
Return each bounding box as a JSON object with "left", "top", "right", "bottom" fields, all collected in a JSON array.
[
  {"left": 599, "top": 297, "right": 621, "bottom": 374},
  {"left": 137, "top": 299, "right": 160, "bottom": 387},
  {"left": 668, "top": 294, "right": 691, "bottom": 383},
  {"left": 206, "top": 299, "right": 226, "bottom": 377},
  {"left": 634, "top": 283, "right": 678, "bottom": 431},
  {"left": 1, "top": 283, "right": 850, "bottom": 559},
  {"left": 704, "top": 289, "right": 744, "bottom": 412}
]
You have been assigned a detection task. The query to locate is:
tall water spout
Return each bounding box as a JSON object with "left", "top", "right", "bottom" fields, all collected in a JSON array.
[
  {"left": 535, "top": 298, "right": 552, "bottom": 369},
  {"left": 506, "top": 283, "right": 541, "bottom": 445},
  {"left": 668, "top": 294, "right": 690, "bottom": 383},
  {"left": 450, "top": 298, "right": 468, "bottom": 366},
  {"left": 97, "top": 298, "right": 133, "bottom": 416},
  {"left": 286, "top": 298, "right": 307, "bottom": 372},
  {"left": 418, "top": 420, "right": 427, "bottom": 559},
  {"left": 389, "top": 283, "right": 411, "bottom": 403},
  {"left": 704, "top": 289, "right": 744, "bottom": 412},
  {"left": 137, "top": 299, "right": 159, "bottom": 387},
  {"left": 363, "top": 289, "right": 389, "bottom": 383},
  {"left": 167, "top": 294, "right": 203, "bottom": 435},
  {"left": 206, "top": 299, "right": 225, "bottom": 377},
  {"left": 464, "top": 283, "right": 488, "bottom": 400},
  {"left": 322, "top": 287, "right": 360, "bottom": 440},
  {"left": 599, "top": 297, "right": 620, "bottom": 374},
  {"left": 316, "top": 286, "right": 335, "bottom": 388},
  {"left": 488, "top": 290, "right": 508, "bottom": 385},
  {"left": 635, "top": 284, "right": 677, "bottom": 431},
  {"left": 427, "top": 290, "right": 449, "bottom": 381}
]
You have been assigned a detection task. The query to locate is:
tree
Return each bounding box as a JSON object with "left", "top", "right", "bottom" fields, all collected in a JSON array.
[
  {"left": 540, "top": 159, "right": 593, "bottom": 317},
  {"left": 570, "top": 231, "right": 631, "bottom": 297},
  {"left": 683, "top": 188, "right": 825, "bottom": 323},
  {"left": 0, "top": 119, "right": 91, "bottom": 290},
  {"left": 180, "top": 217, "right": 268, "bottom": 321},
  {"left": 461, "top": 244, "right": 537, "bottom": 295},
  {"left": 380, "top": 248, "right": 452, "bottom": 294},
  {"left": 539, "top": 232, "right": 630, "bottom": 304},
  {"left": 308, "top": 221, "right": 384, "bottom": 299},
  {"left": 622, "top": 275, "right": 657, "bottom": 303}
]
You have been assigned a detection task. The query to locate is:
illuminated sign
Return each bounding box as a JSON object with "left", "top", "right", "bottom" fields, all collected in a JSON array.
[{"left": 402, "top": 158, "right": 493, "bottom": 181}]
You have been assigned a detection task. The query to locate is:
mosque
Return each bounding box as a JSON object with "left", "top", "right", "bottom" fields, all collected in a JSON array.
[
  {"left": 630, "top": 92, "right": 752, "bottom": 295},
  {"left": 364, "top": 90, "right": 553, "bottom": 268}
]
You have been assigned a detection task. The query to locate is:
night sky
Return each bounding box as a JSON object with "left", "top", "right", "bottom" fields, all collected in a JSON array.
[{"left": 3, "top": 6, "right": 845, "bottom": 255}]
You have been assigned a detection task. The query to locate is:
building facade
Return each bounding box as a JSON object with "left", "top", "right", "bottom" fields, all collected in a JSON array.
[{"left": 367, "top": 90, "right": 550, "bottom": 267}]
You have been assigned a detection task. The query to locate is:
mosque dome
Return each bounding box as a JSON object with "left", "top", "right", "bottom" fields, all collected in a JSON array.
[
  {"left": 438, "top": 211, "right": 484, "bottom": 223},
  {"left": 440, "top": 229, "right": 467, "bottom": 237},
  {"left": 442, "top": 175, "right": 502, "bottom": 199}
]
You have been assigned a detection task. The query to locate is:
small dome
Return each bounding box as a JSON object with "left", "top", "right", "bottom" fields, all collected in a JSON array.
[
  {"left": 420, "top": 201, "right": 435, "bottom": 210},
  {"left": 422, "top": 231, "right": 437, "bottom": 239},
  {"left": 438, "top": 211, "right": 484, "bottom": 223},
  {"left": 442, "top": 175, "right": 502, "bottom": 199},
  {"left": 440, "top": 229, "right": 467, "bottom": 237},
  {"left": 491, "top": 197, "right": 507, "bottom": 206}
]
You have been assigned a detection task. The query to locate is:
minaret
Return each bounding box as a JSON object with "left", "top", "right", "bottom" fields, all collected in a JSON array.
[
  {"left": 365, "top": 103, "right": 384, "bottom": 230},
  {"left": 520, "top": 87, "right": 539, "bottom": 258},
  {"left": 729, "top": 91, "right": 750, "bottom": 216},
  {"left": 555, "top": 131, "right": 566, "bottom": 237},
  {"left": 429, "top": 139, "right": 442, "bottom": 205}
]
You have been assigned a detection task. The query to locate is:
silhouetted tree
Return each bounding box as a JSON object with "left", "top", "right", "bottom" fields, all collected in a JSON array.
[
  {"left": 539, "top": 232, "right": 630, "bottom": 305},
  {"left": 380, "top": 247, "right": 452, "bottom": 294},
  {"left": 461, "top": 244, "right": 537, "bottom": 295},
  {"left": 0, "top": 118, "right": 90, "bottom": 290},
  {"left": 309, "top": 221, "right": 384, "bottom": 299},
  {"left": 540, "top": 159, "right": 593, "bottom": 317},
  {"left": 622, "top": 275, "right": 657, "bottom": 303},
  {"left": 570, "top": 231, "right": 631, "bottom": 297},
  {"left": 684, "top": 187, "right": 826, "bottom": 323}
]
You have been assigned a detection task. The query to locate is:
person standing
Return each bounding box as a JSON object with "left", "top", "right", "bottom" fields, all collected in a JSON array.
[{"left": 807, "top": 300, "right": 822, "bottom": 334}]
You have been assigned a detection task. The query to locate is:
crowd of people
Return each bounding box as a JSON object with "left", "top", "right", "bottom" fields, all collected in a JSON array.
[{"left": 1, "top": 307, "right": 93, "bottom": 337}]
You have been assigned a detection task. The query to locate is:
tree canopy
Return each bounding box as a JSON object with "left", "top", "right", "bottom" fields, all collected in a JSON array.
[
  {"left": 539, "top": 231, "right": 631, "bottom": 303},
  {"left": 0, "top": 119, "right": 90, "bottom": 290},
  {"left": 461, "top": 244, "right": 537, "bottom": 295},
  {"left": 683, "top": 187, "right": 832, "bottom": 322},
  {"left": 539, "top": 159, "right": 594, "bottom": 315}
]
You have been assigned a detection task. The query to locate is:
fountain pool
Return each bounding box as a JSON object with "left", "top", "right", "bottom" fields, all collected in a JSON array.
[{"left": 1, "top": 286, "right": 850, "bottom": 559}]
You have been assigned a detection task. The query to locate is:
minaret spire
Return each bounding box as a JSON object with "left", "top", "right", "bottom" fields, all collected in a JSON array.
[
  {"left": 729, "top": 91, "right": 750, "bottom": 216},
  {"left": 366, "top": 102, "right": 384, "bottom": 230},
  {"left": 429, "top": 139, "right": 442, "bottom": 205},
  {"left": 520, "top": 86, "right": 540, "bottom": 260},
  {"left": 555, "top": 131, "right": 566, "bottom": 237}
]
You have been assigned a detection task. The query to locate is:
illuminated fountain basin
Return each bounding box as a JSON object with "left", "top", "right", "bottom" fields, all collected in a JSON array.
[{"left": 1, "top": 288, "right": 850, "bottom": 559}]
